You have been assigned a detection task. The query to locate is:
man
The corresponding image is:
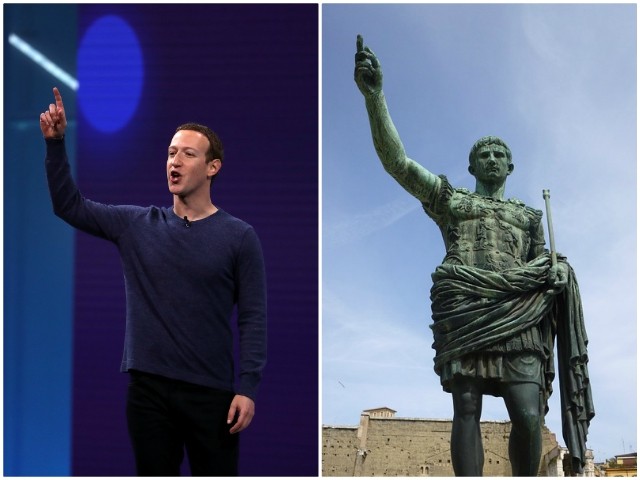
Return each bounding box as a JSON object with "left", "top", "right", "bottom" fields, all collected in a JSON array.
[
  {"left": 40, "top": 87, "right": 267, "bottom": 476},
  {"left": 354, "top": 36, "right": 593, "bottom": 476}
]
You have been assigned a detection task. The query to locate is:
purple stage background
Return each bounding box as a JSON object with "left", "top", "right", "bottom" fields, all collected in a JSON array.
[{"left": 72, "top": 4, "right": 318, "bottom": 476}]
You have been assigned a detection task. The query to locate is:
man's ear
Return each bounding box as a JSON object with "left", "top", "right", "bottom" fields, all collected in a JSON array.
[
  {"left": 468, "top": 165, "right": 475, "bottom": 176},
  {"left": 208, "top": 159, "right": 222, "bottom": 178}
]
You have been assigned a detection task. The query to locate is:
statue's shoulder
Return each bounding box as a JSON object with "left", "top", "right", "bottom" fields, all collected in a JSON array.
[
  {"left": 422, "top": 175, "right": 456, "bottom": 224},
  {"left": 440, "top": 175, "right": 471, "bottom": 197},
  {"left": 454, "top": 186, "right": 472, "bottom": 196},
  {"left": 507, "top": 197, "right": 544, "bottom": 223}
]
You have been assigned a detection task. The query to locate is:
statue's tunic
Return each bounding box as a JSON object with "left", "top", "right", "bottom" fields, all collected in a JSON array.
[{"left": 423, "top": 176, "right": 549, "bottom": 395}]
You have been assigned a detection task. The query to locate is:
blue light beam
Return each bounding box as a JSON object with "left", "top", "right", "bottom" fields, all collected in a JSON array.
[{"left": 8, "top": 33, "right": 79, "bottom": 90}]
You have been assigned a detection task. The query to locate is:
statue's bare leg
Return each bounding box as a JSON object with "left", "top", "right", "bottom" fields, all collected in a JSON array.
[
  {"left": 501, "top": 382, "right": 542, "bottom": 476},
  {"left": 450, "top": 378, "right": 484, "bottom": 476}
]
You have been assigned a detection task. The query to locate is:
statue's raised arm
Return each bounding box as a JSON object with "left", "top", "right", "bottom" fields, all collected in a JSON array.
[{"left": 354, "top": 35, "right": 440, "bottom": 203}]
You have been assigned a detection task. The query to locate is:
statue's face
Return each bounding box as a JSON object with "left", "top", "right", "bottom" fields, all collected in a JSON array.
[{"left": 470, "top": 144, "right": 513, "bottom": 185}]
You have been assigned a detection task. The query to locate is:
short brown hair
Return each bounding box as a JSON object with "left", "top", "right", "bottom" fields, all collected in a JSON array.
[{"left": 175, "top": 123, "right": 224, "bottom": 162}]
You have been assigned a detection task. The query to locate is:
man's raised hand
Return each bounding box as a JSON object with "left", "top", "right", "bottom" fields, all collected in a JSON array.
[
  {"left": 354, "top": 34, "right": 383, "bottom": 97},
  {"left": 40, "top": 87, "right": 67, "bottom": 139}
]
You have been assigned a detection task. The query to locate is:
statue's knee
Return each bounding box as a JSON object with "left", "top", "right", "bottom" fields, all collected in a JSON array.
[
  {"left": 454, "top": 391, "right": 480, "bottom": 418},
  {"left": 512, "top": 409, "right": 541, "bottom": 433}
]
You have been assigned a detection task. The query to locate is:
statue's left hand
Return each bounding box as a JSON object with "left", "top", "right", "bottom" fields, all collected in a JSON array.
[{"left": 546, "top": 263, "right": 568, "bottom": 295}]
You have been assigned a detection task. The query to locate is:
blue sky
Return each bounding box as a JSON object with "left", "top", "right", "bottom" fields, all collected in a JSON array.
[{"left": 322, "top": 3, "right": 636, "bottom": 463}]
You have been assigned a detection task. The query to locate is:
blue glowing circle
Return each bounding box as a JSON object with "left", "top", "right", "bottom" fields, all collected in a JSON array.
[{"left": 78, "top": 15, "right": 143, "bottom": 133}]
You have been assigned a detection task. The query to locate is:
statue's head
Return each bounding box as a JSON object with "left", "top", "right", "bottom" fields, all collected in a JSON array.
[
  {"left": 468, "top": 136, "right": 511, "bottom": 166},
  {"left": 468, "top": 136, "right": 514, "bottom": 183}
]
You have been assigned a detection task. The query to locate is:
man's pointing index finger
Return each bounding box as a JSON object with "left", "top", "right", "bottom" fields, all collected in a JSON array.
[
  {"left": 53, "top": 87, "right": 64, "bottom": 109},
  {"left": 356, "top": 34, "right": 364, "bottom": 52}
]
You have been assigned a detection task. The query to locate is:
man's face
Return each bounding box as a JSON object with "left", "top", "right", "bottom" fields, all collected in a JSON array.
[
  {"left": 470, "top": 144, "right": 513, "bottom": 185},
  {"left": 167, "top": 130, "right": 219, "bottom": 197}
]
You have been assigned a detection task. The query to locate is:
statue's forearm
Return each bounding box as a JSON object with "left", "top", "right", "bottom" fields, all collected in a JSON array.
[
  {"left": 364, "top": 91, "right": 440, "bottom": 202},
  {"left": 364, "top": 91, "right": 406, "bottom": 175}
]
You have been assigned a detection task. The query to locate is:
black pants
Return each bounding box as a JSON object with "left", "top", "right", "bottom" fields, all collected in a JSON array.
[{"left": 126, "top": 370, "right": 238, "bottom": 476}]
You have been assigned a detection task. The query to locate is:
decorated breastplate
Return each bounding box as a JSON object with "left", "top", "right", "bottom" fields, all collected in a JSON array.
[{"left": 442, "top": 190, "right": 536, "bottom": 271}]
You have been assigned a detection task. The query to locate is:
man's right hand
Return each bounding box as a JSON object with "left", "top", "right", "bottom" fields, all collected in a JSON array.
[
  {"left": 354, "top": 34, "right": 383, "bottom": 97},
  {"left": 40, "top": 87, "right": 67, "bottom": 139}
]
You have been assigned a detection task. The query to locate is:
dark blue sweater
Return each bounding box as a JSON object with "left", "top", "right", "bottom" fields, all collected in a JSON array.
[{"left": 45, "top": 138, "right": 267, "bottom": 399}]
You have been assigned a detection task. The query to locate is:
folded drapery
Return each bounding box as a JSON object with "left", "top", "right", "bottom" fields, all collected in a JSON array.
[{"left": 430, "top": 254, "right": 594, "bottom": 473}]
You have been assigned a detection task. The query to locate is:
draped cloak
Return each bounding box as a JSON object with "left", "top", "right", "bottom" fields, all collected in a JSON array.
[{"left": 430, "top": 254, "right": 595, "bottom": 473}]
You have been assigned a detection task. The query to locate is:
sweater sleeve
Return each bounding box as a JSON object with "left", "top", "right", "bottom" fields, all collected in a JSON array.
[
  {"left": 234, "top": 226, "right": 268, "bottom": 400},
  {"left": 45, "top": 137, "right": 141, "bottom": 242}
]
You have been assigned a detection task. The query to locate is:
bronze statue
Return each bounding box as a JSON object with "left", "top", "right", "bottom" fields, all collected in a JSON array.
[{"left": 354, "top": 34, "right": 594, "bottom": 476}]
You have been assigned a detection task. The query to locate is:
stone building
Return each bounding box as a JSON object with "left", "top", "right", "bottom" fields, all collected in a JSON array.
[
  {"left": 323, "top": 407, "right": 594, "bottom": 476},
  {"left": 601, "top": 452, "right": 637, "bottom": 477}
]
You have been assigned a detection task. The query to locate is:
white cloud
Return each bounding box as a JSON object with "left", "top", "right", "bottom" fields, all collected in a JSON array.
[{"left": 324, "top": 196, "right": 419, "bottom": 248}]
